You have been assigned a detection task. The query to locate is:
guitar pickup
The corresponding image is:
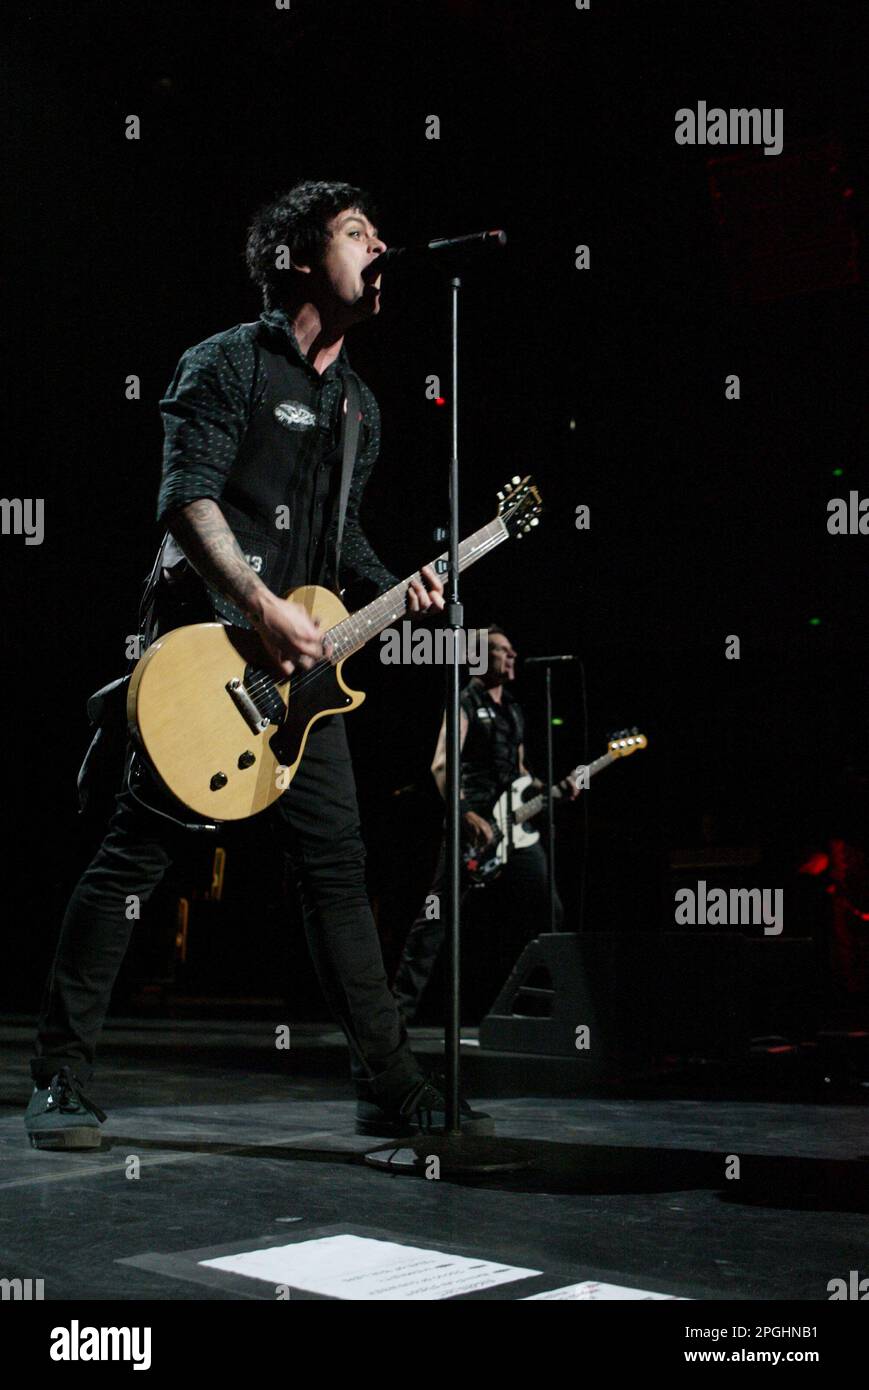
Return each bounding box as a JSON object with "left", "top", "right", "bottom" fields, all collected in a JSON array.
[{"left": 226, "top": 678, "right": 270, "bottom": 734}]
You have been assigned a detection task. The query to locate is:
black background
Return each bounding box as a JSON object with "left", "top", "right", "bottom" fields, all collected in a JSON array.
[{"left": 4, "top": 0, "right": 867, "bottom": 1017}]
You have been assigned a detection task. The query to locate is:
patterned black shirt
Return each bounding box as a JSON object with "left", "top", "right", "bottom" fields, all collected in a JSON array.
[{"left": 156, "top": 307, "right": 398, "bottom": 598}]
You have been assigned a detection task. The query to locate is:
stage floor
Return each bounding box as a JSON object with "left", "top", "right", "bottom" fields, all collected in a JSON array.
[{"left": 0, "top": 1019, "right": 866, "bottom": 1302}]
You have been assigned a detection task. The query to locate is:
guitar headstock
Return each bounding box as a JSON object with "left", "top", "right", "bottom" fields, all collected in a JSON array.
[
  {"left": 608, "top": 727, "right": 648, "bottom": 758},
  {"left": 497, "top": 475, "right": 542, "bottom": 538}
]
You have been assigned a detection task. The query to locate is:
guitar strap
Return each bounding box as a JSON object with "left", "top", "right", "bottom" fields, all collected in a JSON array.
[{"left": 334, "top": 369, "right": 362, "bottom": 589}]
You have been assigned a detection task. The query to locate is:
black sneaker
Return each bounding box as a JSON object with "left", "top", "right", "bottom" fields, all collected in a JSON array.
[
  {"left": 25, "top": 1068, "right": 107, "bottom": 1150},
  {"left": 355, "top": 1076, "right": 495, "bottom": 1137}
]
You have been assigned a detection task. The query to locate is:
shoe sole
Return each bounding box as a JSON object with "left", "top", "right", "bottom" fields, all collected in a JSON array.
[
  {"left": 355, "top": 1115, "right": 496, "bottom": 1138},
  {"left": 28, "top": 1128, "right": 102, "bottom": 1150}
]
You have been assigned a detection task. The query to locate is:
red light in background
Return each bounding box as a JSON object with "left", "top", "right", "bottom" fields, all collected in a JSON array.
[
  {"left": 798, "top": 852, "right": 829, "bottom": 876},
  {"left": 435, "top": 397, "right": 446, "bottom": 406}
]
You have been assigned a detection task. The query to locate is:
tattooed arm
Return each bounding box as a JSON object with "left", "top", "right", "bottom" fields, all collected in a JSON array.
[
  {"left": 167, "top": 499, "right": 267, "bottom": 621},
  {"left": 168, "top": 498, "right": 326, "bottom": 673}
]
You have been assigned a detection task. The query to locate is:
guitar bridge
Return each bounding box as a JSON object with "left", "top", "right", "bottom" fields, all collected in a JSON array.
[{"left": 226, "top": 678, "right": 271, "bottom": 734}]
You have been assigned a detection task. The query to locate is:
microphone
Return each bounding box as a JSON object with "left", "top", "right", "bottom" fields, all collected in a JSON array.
[
  {"left": 372, "top": 229, "right": 507, "bottom": 272},
  {"left": 523, "top": 654, "right": 578, "bottom": 666}
]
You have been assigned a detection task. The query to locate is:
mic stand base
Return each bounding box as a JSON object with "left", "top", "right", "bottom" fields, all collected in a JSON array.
[{"left": 363, "top": 1134, "right": 530, "bottom": 1176}]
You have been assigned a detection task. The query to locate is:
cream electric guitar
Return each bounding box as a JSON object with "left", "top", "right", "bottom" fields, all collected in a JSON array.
[
  {"left": 463, "top": 730, "right": 648, "bottom": 885},
  {"left": 128, "top": 477, "right": 542, "bottom": 821}
]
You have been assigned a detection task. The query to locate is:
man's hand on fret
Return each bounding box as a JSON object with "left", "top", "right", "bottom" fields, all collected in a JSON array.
[{"left": 406, "top": 564, "right": 445, "bottom": 614}]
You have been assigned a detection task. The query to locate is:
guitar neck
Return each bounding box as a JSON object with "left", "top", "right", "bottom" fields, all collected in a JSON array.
[
  {"left": 513, "top": 750, "right": 616, "bottom": 826},
  {"left": 325, "top": 517, "right": 508, "bottom": 661}
]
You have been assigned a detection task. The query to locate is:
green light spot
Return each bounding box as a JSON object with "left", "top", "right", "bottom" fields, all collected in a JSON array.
[
  {"left": 808, "top": 617, "right": 821, "bottom": 627},
  {"left": 832, "top": 467, "right": 844, "bottom": 477},
  {"left": 552, "top": 718, "right": 564, "bottom": 727}
]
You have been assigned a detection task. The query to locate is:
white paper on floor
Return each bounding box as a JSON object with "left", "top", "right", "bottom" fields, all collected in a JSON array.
[
  {"left": 524, "top": 1280, "right": 688, "bottom": 1300},
  {"left": 200, "top": 1234, "right": 541, "bottom": 1300}
]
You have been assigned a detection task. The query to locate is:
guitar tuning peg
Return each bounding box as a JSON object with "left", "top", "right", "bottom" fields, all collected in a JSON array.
[
  {"left": 511, "top": 475, "right": 520, "bottom": 485},
  {"left": 530, "top": 517, "right": 539, "bottom": 526},
  {"left": 497, "top": 491, "right": 504, "bottom": 501},
  {"left": 631, "top": 726, "right": 638, "bottom": 735}
]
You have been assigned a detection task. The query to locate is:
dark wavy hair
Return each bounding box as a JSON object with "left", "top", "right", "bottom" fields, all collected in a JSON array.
[{"left": 245, "top": 180, "right": 378, "bottom": 309}]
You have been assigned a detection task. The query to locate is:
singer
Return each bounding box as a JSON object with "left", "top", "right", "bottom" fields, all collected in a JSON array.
[
  {"left": 392, "top": 626, "right": 580, "bottom": 1024},
  {"left": 23, "top": 179, "right": 496, "bottom": 1150}
]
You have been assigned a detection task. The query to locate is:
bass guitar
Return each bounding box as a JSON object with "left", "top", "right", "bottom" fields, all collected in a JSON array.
[{"left": 463, "top": 729, "right": 648, "bottom": 885}]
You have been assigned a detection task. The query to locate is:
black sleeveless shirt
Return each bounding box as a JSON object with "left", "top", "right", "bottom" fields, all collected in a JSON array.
[{"left": 460, "top": 678, "right": 524, "bottom": 814}]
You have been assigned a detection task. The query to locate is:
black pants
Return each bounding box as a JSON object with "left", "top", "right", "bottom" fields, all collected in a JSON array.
[
  {"left": 392, "top": 836, "right": 563, "bottom": 1023},
  {"left": 32, "top": 715, "right": 421, "bottom": 1106}
]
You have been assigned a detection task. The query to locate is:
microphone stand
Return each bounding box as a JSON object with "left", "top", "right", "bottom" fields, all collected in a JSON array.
[
  {"left": 526, "top": 659, "right": 558, "bottom": 935},
  {"left": 443, "top": 272, "right": 463, "bottom": 1134},
  {"left": 366, "top": 244, "right": 532, "bottom": 1177},
  {"left": 524, "top": 655, "right": 577, "bottom": 935},
  {"left": 544, "top": 663, "right": 557, "bottom": 935}
]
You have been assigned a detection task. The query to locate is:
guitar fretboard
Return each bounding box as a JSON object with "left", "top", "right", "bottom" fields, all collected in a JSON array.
[
  {"left": 325, "top": 518, "right": 507, "bottom": 661},
  {"left": 513, "top": 751, "right": 617, "bottom": 825}
]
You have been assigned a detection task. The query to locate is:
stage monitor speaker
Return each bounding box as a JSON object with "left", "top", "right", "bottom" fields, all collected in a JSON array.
[
  {"left": 479, "top": 932, "right": 819, "bottom": 1068},
  {"left": 478, "top": 933, "right": 664, "bottom": 1074}
]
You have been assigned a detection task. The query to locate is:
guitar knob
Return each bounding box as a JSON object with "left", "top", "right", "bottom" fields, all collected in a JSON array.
[
  {"left": 210, "top": 772, "right": 228, "bottom": 791},
  {"left": 238, "top": 751, "right": 256, "bottom": 769}
]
